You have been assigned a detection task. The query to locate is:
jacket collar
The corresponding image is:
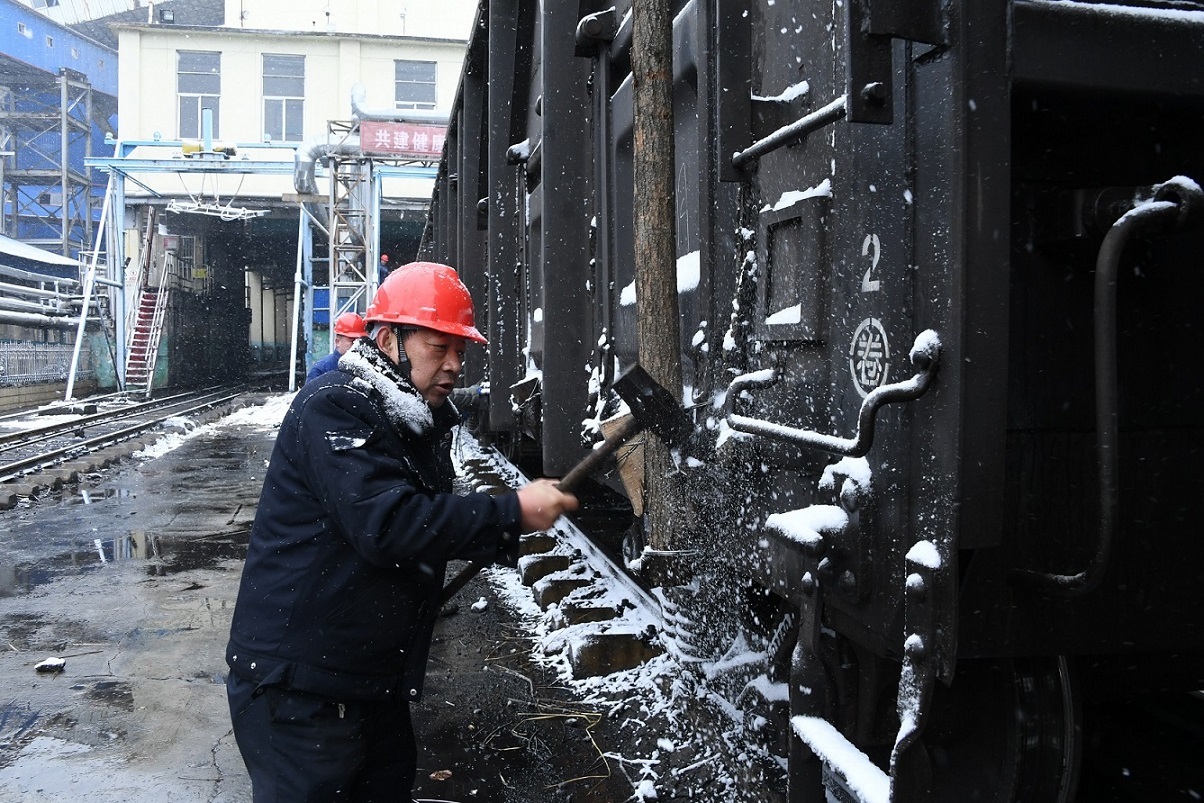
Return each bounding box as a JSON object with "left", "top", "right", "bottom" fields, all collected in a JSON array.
[{"left": 338, "top": 337, "right": 434, "bottom": 436}]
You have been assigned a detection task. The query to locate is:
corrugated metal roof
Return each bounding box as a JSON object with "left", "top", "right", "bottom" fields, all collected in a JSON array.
[
  {"left": 65, "top": 0, "right": 226, "bottom": 49},
  {"left": 0, "top": 235, "right": 80, "bottom": 267}
]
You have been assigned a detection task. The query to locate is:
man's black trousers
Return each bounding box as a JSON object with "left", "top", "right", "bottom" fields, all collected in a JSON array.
[{"left": 227, "top": 671, "right": 417, "bottom": 802}]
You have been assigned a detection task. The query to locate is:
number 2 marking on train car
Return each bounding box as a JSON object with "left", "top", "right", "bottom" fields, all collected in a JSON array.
[{"left": 861, "top": 234, "right": 881, "bottom": 292}]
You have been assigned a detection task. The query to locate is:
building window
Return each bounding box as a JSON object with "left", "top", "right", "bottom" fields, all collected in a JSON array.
[
  {"left": 178, "top": 50, "right": 221, "bottom": 139},
  {"left": 262, "top": 54, "right": 304, "bottom": 142},
  {"left": 394, "top": 60, "right": 436, "bottom": 110}
]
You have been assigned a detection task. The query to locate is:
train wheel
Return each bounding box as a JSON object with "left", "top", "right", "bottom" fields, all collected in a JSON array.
[
  {"left": 489, "top": 430, "right": 523, "bottom": 463},
  {"left": 924, "top": 656, "right": 1080, "bottom": 802}
]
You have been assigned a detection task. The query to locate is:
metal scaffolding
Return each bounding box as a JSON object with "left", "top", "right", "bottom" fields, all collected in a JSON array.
[
  {"left": 326, "top": 121, "right": 376, "bottom": 321},
  {"left": 0, "top": 68, "right": 94, "bottom": 256}
]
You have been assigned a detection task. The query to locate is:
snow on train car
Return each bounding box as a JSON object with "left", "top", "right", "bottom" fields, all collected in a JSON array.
[{"left": 421, "top": 0, "right": 1204, "bottom": 800}]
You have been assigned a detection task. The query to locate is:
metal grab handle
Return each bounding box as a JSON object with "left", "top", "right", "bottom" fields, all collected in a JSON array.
[
  {"left": 1012, "top": 176, "right": 1203, "bottom": 596},
  {"left": 725, "top": 330, "right": 941, "bottom": 457},
  {"left": 731, "top": 95, "right": 848, "bottom": 170}
]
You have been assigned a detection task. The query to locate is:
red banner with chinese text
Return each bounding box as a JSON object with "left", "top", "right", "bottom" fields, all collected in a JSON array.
[{"left": 359, "top": 120, "right": 446, "bottom": 159}]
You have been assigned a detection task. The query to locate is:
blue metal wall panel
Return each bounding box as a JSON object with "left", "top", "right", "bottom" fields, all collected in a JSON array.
[{"left": 0, "top": 0, "right": 118, "bottom": 98}]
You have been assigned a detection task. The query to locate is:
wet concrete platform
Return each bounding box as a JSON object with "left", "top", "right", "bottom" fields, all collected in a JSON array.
[
  {"left": 0, "top": 404, "right": 273, "bottom": 802},
  {"left": 0, "top": 395, "right": 790, "bottom": 803},
  {"left": 0, "top": 398, "right": 647, "bottom": 802}
]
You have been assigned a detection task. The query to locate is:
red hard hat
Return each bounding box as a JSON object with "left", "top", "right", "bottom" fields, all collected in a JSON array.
[
  {"left": 365, "top": 262, "right": 487, "bottom": 344},
  {"left": 333, "top": 312, "right": 368, "bottom": 338}
]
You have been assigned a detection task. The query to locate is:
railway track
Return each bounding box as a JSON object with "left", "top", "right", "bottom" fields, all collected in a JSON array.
[{"left": 0, "top": 384, "right": 273, "bottom": 505}]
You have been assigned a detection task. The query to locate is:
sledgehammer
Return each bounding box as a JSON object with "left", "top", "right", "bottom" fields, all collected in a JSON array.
[{"left": 441, "top": 364, "right": 694, "bottom": 604}]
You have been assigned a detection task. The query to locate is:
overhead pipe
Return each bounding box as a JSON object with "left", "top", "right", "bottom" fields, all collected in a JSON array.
[
  {"left": 295, "top": 84, "right": 449, "bottom": 234},
  {"left": 0, "top": 264, "right": 80, "bottom": 288},
  {"left": 295, "top": 83, "right": 442, "bottom": 258},
  {"left": 293, "top": 133, "right": 367, "bottom": 230}
]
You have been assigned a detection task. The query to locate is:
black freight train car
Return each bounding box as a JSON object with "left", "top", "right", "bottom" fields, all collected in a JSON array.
[{"left": 421, "top": 0, "right": 1204, "bottom": 800}]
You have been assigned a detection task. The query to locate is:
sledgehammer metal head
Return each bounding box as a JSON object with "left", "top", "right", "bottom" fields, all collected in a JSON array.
[
  {"left": 441, "top": 365, "right": 694, "bottom": 605},
  {"left": 556, "top": 364, "right": 694, "bottom": 492},
  {"left": 612, "top": 364, "right": 694, "bottom": 450}
]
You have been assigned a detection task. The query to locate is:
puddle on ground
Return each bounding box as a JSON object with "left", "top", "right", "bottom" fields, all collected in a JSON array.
[
  {"left": 74, "top": 680, "right": 134, "bottom": 712},
  {"left": 72, "top": 488, "right": 136, "bottom": 506},
  {"left": 0, "top": 528, "right": 251, "bottom": 596}
]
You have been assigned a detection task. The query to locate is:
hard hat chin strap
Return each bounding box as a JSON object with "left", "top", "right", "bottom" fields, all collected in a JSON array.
[{"left": 369, "top": 322, "right": 417, "bottom": 382}]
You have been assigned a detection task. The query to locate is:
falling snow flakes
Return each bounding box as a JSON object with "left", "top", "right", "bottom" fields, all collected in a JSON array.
[{"left": 765, "top": 505, "right": 848, "bottom": 550}]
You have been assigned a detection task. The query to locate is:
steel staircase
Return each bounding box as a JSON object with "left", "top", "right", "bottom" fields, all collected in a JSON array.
[
  {"left": 124, "top": 284, "right": 169, "bottom": 396},
  {"left": 123, "top": 209, "right": 168, "bottom": 397}
]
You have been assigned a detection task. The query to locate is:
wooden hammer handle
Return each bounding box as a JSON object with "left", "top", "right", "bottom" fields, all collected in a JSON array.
[
  {"left": 442, "top": 415, "right": 643, "bottom": 604},
  {"left": 556, "top": 414, "right": 642, "bottom": 492}
]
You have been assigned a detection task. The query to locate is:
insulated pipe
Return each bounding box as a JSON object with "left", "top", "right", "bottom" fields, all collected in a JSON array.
[
  {"left": 349, "top": 83, "right": 446, "bottom": 124},
  {"left": 0, "top": 279, "right": 77, "bottom": 301},
  {"left": 0, "top": 310, "right": 79, "bottom": 328},
  {"left": 292, "top": 135, "right": 362, "bottom": 233},
  {"left": 0, "top": 296, "right": 68, "bottom": 315},
  {"left": 1013, "top": 176, "right": 1202, "bottom": 596},
  {"left": 293, "top": 137, "right": 329, "bottom": 196}
]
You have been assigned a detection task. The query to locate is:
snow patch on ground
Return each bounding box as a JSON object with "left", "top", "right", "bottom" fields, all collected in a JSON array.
[
  {"left": 453, "top": 430, "right": 783, "bottom": 800},
  {"left": 133, "top": 393, "right": 294, "bottom": 459}
]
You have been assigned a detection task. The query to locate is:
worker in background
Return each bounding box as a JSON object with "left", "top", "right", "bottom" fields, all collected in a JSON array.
[
  {"left": 224, "top": 261, "right": 578, "bottom": 801},
  {"left": 305, "top": 311, "right": 367, "bottom": 382},
  {"left": 377, "top": 252, "right": 390, "bottom": 285}
]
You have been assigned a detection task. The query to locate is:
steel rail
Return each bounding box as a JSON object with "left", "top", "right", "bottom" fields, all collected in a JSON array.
[
  {"left": 0, "top": 388, "right": 251, "bottom": 483},
  {"left": 0, "top": 388, "right": 224, "bottom": 452}
]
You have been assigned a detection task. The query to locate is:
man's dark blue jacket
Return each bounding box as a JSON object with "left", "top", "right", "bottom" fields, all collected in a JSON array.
[
  {"left": 226, "top": 341, "right": 522, "bottom": 702},
  {"left": 304, "top": 349, "right": 341, "bottom": 382}
]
